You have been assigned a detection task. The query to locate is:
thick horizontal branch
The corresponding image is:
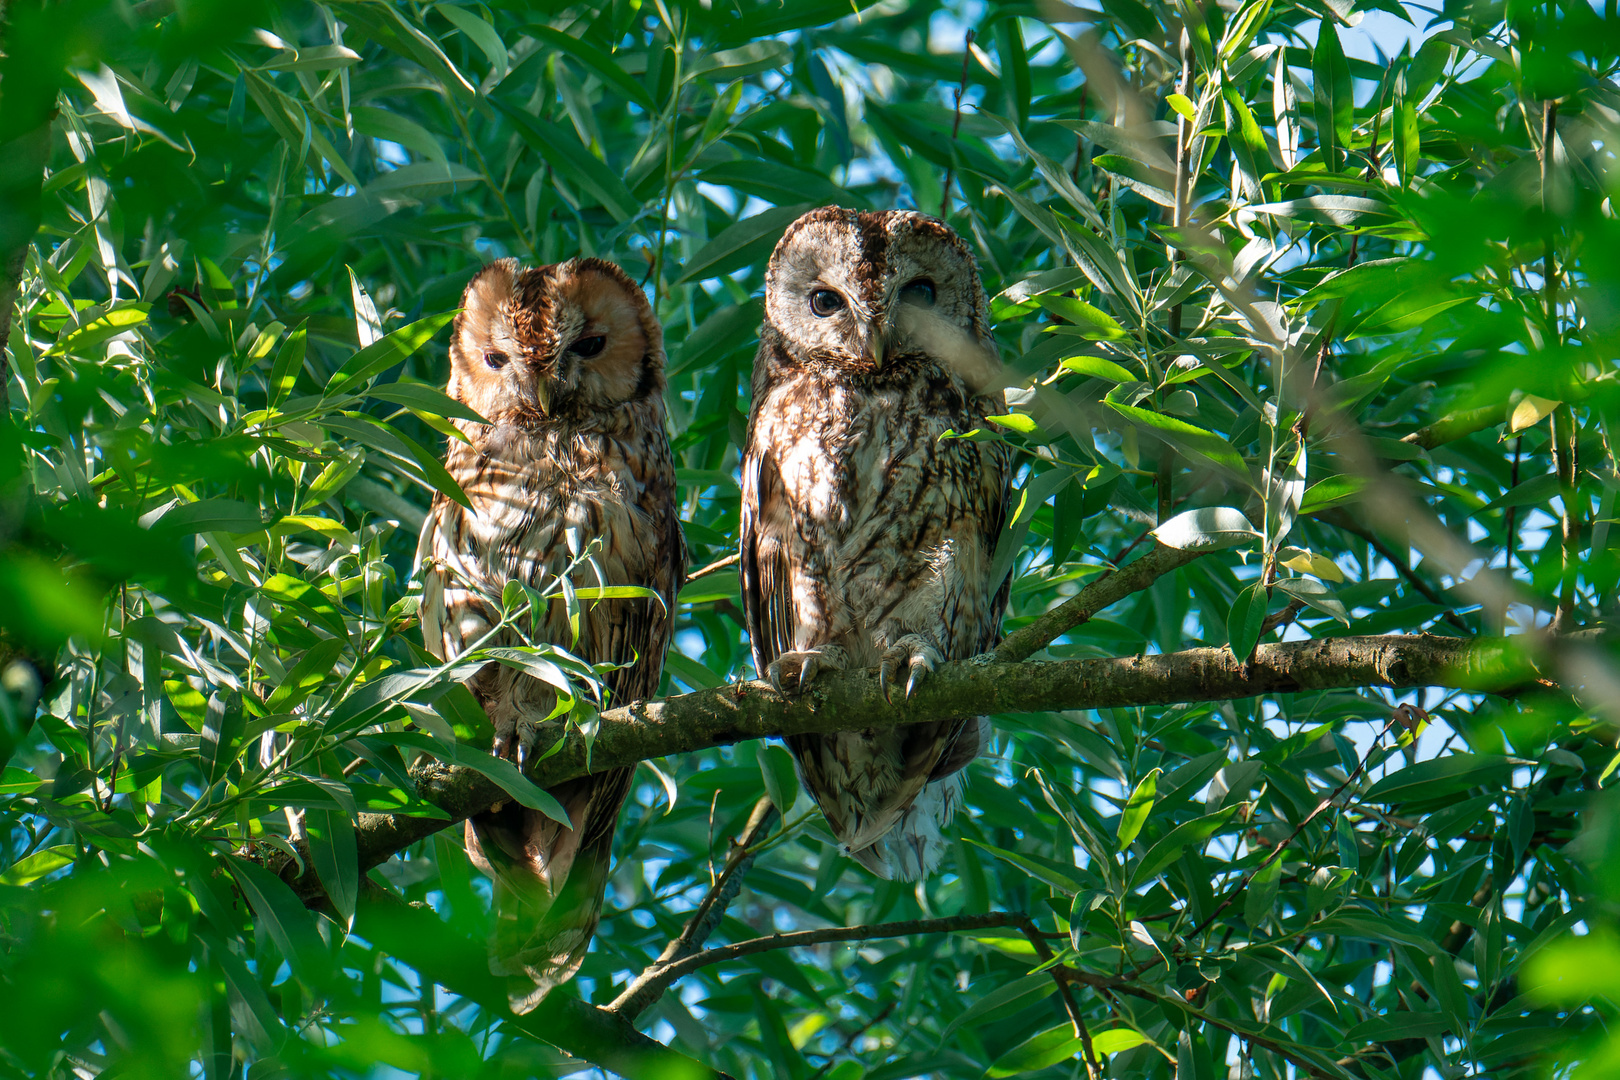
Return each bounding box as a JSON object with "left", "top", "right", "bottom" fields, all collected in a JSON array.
[{"left": 285, "top": 632, "right": 1548, "bottom": 902}]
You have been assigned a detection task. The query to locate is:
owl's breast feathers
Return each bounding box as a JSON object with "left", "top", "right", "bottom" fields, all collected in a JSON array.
[
  {"left": 419, "top": 396, "right": 684, "bottom": 705},
  {"left": 743, "top": 327, "right": 1011, "bottom": 668}
]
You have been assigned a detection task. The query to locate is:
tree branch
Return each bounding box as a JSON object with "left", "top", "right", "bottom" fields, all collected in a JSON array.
[
  {"left": 1399, "top": 403, "right": 1508, "bottom": 450},
  {"left": 617, "top": 912, "right": 1042, "bottom": 1006},
  {"left": 354, "top": 893, "right": 735, "bottom": 1080},
  {"left": 285, "top": 632, "right": 1550, "bottom": 902},
  {"left": 610, "top": 795, "right": 778, "bottom": 1020},
  {"left": 994, "top": 542, "right": 1202, "bottom": 663}
]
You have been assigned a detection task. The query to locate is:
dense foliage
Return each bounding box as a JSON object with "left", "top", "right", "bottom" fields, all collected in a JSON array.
[{"left": 2, "top": 0, "right": 1619, "bottom": 1077}]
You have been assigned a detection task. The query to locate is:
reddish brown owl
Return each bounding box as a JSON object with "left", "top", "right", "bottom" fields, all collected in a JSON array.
[
  {"left": 740, "top": 208, "right": 1013, "bottom": 880},
  {"left": 416, "top": 257, "right": 684, "bottom": 1011}
]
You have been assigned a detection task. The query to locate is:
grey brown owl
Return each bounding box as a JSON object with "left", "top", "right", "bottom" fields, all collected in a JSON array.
[
  {"left": 740, "top": 208, "right": 1013, "bottom": 880},
  {"left": 416, "top": 257, "right": 684, "bottom": 1011}
]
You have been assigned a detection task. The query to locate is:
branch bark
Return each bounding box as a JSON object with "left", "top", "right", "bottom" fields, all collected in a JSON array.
[
  {"left": 610, "top": 795, "right": 778, "bottom": 1020},
  {"left": 354, "top": 893, "right": 734, "bottom": 1079},
  {"left": 286, "top": 632, "right": 1550, "bottom": 901}
]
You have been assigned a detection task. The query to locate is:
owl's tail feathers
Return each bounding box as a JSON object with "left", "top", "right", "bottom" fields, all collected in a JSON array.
[
  {"left": 464, "top": 791, "right": 614, "bottom": 1014},
  {"left": 846, "top": 770, "right": 968, "bottom": 881},
  {"left": 809, "top": 717, "right": 988, "bottom": 882}
]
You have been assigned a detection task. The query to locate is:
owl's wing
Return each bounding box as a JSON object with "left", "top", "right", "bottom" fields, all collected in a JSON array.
[{"left": 740, "top": 446, "right": 795, "bottom": 677}]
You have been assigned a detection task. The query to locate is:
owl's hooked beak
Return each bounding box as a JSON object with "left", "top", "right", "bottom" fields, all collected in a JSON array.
[{"left": 863, "top": 309, "right": 893, "bottom": 369}]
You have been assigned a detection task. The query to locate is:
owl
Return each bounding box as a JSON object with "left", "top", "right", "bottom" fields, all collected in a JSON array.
[
  {"left": 416, "top": 257, "right": 685, "bottom": 1012},
  {"left": 740, "top": 208, "right": 1013, "bottom": 881}
]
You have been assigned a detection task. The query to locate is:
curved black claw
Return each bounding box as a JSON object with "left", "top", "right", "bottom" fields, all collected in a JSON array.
[{"left": 879, "top": 636, "right": 941, "bottom": 704}]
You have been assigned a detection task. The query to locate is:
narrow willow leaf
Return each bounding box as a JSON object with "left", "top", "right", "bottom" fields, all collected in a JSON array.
[
  {"left": 1109, "top": 404, "right": 1247, "bottom": 477},
  {"left": 1117, "top": 767, "right": 1160, "bottom": 847},
  {"left": 1244, "top": 854, "right": 1283, "bottom": 927},
  {"left": 1273, "top": 576, "right": 1350, "bottom": 624},
  {"left": 1036, "top": 294, "right": 1129, "bottom": 339},
  {"left": 493, "top": 100, "right": 639, "bottom": 221},
  {"left": 986, "top": 1024, "right": 1083, "bottom": 1078},
  {"left": 677, "top": 203, "right": 812, "bottom": 284},
  {"left": 226, "top": 856, "right": 335, "bottom": 988},
  {"left": 943, "top": 974, "right": 1055, "bottom": 1037},
  {"left": 1312, "top": 20, "right": 1352, "bottom": 171},
  {"left": 435, "top": 4, "right": 507, "bottom": 83},
  {"left": 1227, "top": 583, "right": 1267, "bottom": 662},
  {"left": 755, "top": 742, "right": 800, "bottom": 814},
  {"left": 347, "top": 266, "right": 382, "bottom": 349},
  {"left": 324, "top": 311, "right": 457, "bottom": 398},
  {"left": 306, "top": 802, "right": 358, "bottom": 927}
]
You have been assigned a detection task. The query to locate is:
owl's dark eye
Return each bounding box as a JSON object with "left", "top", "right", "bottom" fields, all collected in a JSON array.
[
  {"left": 810, "top": 289, "right": 846, "bottom": 317},
  {"left": 484, "top": 350, "right": 509, "bottom": 370},
  {"left": 900, "top": 279, "right": 936, "bottom": 307},
  {"left": 570, "top": 335, "right": 606, "bottom": 358}
]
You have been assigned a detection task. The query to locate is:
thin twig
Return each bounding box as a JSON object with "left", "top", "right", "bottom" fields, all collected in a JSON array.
[
  {"left": 1320, "top": 509, "right": 1469, "bottom": 632},
  {"left": 1165, "top": 713, "right": 1402, "bottom": 951},
  {"left": 994, "top": 542, "right": 1202, "bottom": 663},
  {"left": 617, "top": 912, "right": 1041, "bottom": 1011},
  {"left": 685, "top": 552, "right": 740, "bottom": 584},
  {"left": 940, "top": 30, "right": 974, "bottom": 219},
  {"left": 610, "top": 796, "right": 777, "bottom": 1019},
  {"left": 1020, "top": 920, "right": 1100, "bottom": 1080},
  {"left": 806, "top": 1002, "right": 896, "bottom": 1080}
]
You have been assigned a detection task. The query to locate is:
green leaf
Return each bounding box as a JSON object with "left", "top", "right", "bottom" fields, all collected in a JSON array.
[
  {"left": 1117, "top": 767, "right": 1160, "bottom": 847},
  {"left": 986, "top": 1023, "right": 1083, "bottom": 1077},
  {"left": 366, "top": 381, "right": 487, "bottom": 425},
  {"left": 492, "top": 100, "right": 640, "bottom": 221},
  {"left": 1481, "top": 473, "right": 1562, "bottom": 512},
  {"left": 260, "top": 573, "right": 349, "bottom": 637},
  {"left": 1092, "top": 1028, "right": 1152, "bottom": 1056},
  {"left": 1109, "top": 404, "right": 1247, "bottom": 477},
  {"left": 1344, "top": 1012, "right": 1451, "bottom": 1043},
  {"left": 306, "top": 796, "right": 359, "bottom": 927},
  {"left": 1244, "top": 856, "right": 1282, "bottom": 927},
  {"left": 264, "top": 637, "right": 348, "bottom": 715},
  {"left": 1312, "top": 19, "right": 1352, "bottom": 170},
  {"left": 1133, "top": 806, "right": 1239, "bottom": 885},
  {"left": 1227, "top": 583, "right": 1267, "bottom": 662},
  {"left": 324, "top": 311, "right": 457, "bottom": 398},
  {"left": 380, "top": 731, "right": 571, "bottom": 827},
  {"left": 1364, "top": 754, "right": 1521, "bottom": 804},
  {"left": 435, "top": 4, "right": 507, "bottom": 83},
  {"left": 46, "top": 304, "right": 149, "bottom": 356},
  {"left": 1061, "top": 356, "right": 1136, "bottom": 382},
  {"left": 1036, "top": 294, "right": 1129, "bottom": 340},
  {"left": 160, "top": 498, "right": 267, "bottom": 536},
  {"left": 755, "top": 742, "right": 800, "bottom": 814},
  {"left": 226, "top": 855, "right": 334, "bottom": 988},
  {"left": 1272, "top": 576, "right": 1350, "bottom": 625},
  {"left": 677, "top": 203, "right": 812, "bottom": 284},
  {"left": 1153, "top": 506, "right": 1260, "bottom": 551},
  {"left": 0, "top": 846, "right": 74, "bottom": 886},
  {"left": 943, "top": 973, "right": 1056, "bottom": 1037},
  {"left": 965, "top": 839, "right": 1092, "bottom": 895}
]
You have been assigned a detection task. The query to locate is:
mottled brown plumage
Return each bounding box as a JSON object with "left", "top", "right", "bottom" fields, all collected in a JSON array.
[
  {"left": 741, "top": 208, "right": 1013, "bottom": 880},
  {"left": 416, "top": 257, "right": 684, "bottom": 1011}
]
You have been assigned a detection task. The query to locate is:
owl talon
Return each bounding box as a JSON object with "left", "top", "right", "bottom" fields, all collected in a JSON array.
[
  {"left": 767, "top": 648, "right": 845, "bottom": 695},
  {"left": 879, "top": 636, "right": 940, "bottom": 705}
]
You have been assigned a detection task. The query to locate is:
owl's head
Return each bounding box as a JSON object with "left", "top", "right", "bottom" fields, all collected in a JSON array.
[
  {"left": 762, "top": 207, "right": 996, "bottom": 387},
  {"left": 448, "top": 257, "right": 663, "bottom": 424}
]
